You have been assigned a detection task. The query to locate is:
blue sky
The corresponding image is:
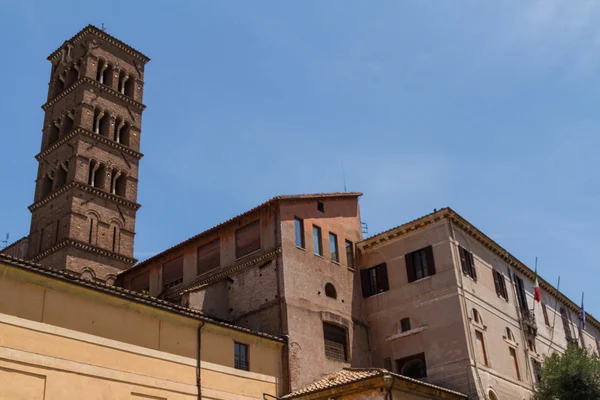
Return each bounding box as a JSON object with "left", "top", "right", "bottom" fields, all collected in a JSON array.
[{"left": 1, "top": 1, "right": 598, "bottom": 318}]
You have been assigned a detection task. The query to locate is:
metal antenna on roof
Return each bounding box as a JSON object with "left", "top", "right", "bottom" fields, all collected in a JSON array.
[
  {"left": 1, "top": 233, "right": 9, "bottom": 250},
  {"left": 101, "top": 23, "right": 106, "bottom": 32},
  {"left": 341, "top": 161, "right": 347, "bottom": 192}
]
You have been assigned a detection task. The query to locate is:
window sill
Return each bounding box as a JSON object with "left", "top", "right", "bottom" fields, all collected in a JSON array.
[
  {"left": 463, "top": 273, "right": 477, "bottom": 283},
  {"left": 296, "top": 246, "right": 306, "bottom": 252},
  {"left": 314, "top": 253, "right": 325, "bottom": 259},
  {"left": 385, "top": 325, "right": 429, "bottom": 342},
  {"left": 496, "top": 294, "right": 509, "bottom": 302},
  {"left": 503, "top": 337, "right": 518, "bottom": 348},
  {"left": 331, "top": 260, "right": 340, "bottom": 266},
  {"left": 410, "top": 276, "right": 433, "bottom": 284}
]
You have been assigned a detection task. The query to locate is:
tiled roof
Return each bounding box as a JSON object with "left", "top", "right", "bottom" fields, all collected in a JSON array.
[
  {"left": 282, "top": 368, "right": 467, "bottom": 399},
  {"left": 48, "top": 25, "right": 150, "bottom": 63},
  {"left": 358, "top": 207, "right": 600, "bottom": 332},
  {"left": 0, "top": 253, "right": 285, "bottom": 343},
  {"left": 121, "top": 192, "right": 361, "bottom": 275}
]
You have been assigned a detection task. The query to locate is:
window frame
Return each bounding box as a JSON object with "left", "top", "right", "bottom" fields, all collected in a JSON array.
[
  {"left": 509, "top": 347, "right": 521, "bottom": 381},
  {"left": 294, "top": 217, "right": 305, "bottom": 249},
  {"left": 493, "top": 269, "right": 509, "bottom": 301},
  {"left": 234, "top": 342, "right": 249, "bottom": 371},
  {"left": 360, "top": 263, "right": 389, "bottom": 298},
  {"left": 475, "top": 330, "right": 489, "bottom": 366},
  {"left": 162, "top": 256, "right": 184, "bottom": 289},
  {"left": 345, "top": 240, "right": 354, "bottom": 269},
  {"left": 323, "top": 322, "right": 348, "bottom": 362},
  {"left": 197, "top": 238, "right": 220, "bottom": 276},
  {"left": 405, "top": 246, "right": 436, "bottom": 283},
  {"left": 313, "top": 225, "right": 323, "bottom": 256},
  {"left": 400, "top": 318, "right": 411, "bottom": 333},
  {"left": 542, "top": 303, "right": 551, "bottom": 326},
  {"left": 329, "top": 232, "right": 339, "bottom": 263},
  {"left": 458, "top": 245, "right": 477, "bottom": 281},
  {"left": 235, "top": 220, "right": 261, "bottom": 259}
]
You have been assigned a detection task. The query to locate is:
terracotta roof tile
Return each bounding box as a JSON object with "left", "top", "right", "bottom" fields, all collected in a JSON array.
[
  {"left": 0, "top": 253, "right": 285, "bottom": 343},
  {"left": 282, "top": 368, "right": 467, "bottom": 398}
]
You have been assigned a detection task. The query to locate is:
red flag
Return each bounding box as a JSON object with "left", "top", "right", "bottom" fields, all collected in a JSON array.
[{"left": 533, "top": 265, "right": 541, "bottom": 303}]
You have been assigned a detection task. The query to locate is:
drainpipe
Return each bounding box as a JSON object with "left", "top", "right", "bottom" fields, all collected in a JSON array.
[{"left": 197, "top": 321, "right": 205, "bottom": 400}]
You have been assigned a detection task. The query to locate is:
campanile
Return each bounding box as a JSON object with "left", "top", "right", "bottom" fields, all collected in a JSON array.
[{"left": 26, "top": 25, "right": 149, "bottom": 283}]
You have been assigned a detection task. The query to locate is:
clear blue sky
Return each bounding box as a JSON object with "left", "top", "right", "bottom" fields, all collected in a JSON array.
[{"left": 1, "top": 1, "right": 598, "bottom": 318}]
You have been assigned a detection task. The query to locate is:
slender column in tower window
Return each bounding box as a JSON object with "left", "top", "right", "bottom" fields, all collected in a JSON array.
[
  {"left": 110, "top": 170, "right": 121, "bottom": 194},
  {"left": 93, "top": 110, "right": 104, "bottom": 134},
  {"left": 294, "top": 217, "right": 305, "bottom": 248},
  {"left": 88, "top": 219, "right": 94, "bottom": 244},
  {"left": 345, "top": 240, "right": 354, "bottom": 269},
  {"left": 112, "top": 227, "right": 118, "bottom": 252},
  {"left": 313, "top": 225, "right": 323, "bottom": 256},
  {"left": 115, "top": 119, "right": 125, "bottom": 142},
  {"left": 329, "top": 232, "right": 339, "bottom": 262}
]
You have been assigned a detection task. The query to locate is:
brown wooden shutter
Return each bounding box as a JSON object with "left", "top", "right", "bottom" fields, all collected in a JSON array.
[
  {"left": 425, "top": 246, "right": 436, "bottom": 276},
  {"left": 235, "top": 220, "right": 261, "bottom": 258},
  {"left": 360, "top": 269, "right": 371, "bottom": 298},
  {"left": 459, "top": 247, "right": 469, "bottom": 275},
  {"left": 469, "top": 252, "right": 477, "bottom": 281},
  {"left": 197, "top": 238, "right": 220, "bottom": 275},
  {"left": 405, "top": 253, "right": 416, "bottom": 283},
  {"left": 130, "top": 271, "right": 149, "bottom": 293},
  {"left": 163, "top": 256, "right": 183, "bottom": 286},
  {"left": 501, "top": 276, "right": 509, "bottom": 300},
  {"left": 493, "top": 270, "right": 502, "bottom": 296},
  {"left": 377, "top": 263, "right": 389, "bottom": 292}
]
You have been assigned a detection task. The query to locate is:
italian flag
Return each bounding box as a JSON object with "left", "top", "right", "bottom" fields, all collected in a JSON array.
[{"left": 533, "top": 266, "right": 541, "bottom": 303}]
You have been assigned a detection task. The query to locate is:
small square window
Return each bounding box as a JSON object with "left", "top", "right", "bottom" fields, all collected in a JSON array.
[
  {"left": 400, "top": 318, "right": 411, "bottom": 332},
  {"left": 317, "top": 201, "right": 325, "bottom": 213},
  {"left": 234, "top": 342, "right": 249, "bottom": 371}
]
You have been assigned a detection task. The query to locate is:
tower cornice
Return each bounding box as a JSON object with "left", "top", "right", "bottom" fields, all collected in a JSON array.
[
  {"left": 48, "top": 25, "right": 150, "bottom": 64},
  {"left": 36, "top": 128, "right": 144, "bottom": 161},
  {"left": 42, "top": 76, "right": 146, "bottom": 112},
  {"left": 28, "top": 181, "right": 141, "bottom": 212},
  {"left": 30, "top": 238, "right": 137, "bottom": 265}
]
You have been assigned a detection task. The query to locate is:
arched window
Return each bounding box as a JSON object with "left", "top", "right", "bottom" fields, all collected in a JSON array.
[
  {"left": 124, "top": 76, "right": 135, "bottom": 98},
  {"left": 47, "top": 121, "right": 60, "bottom": 146},
  {"left": 488, "top": 390, "right": 499, "bottom": 400},
  {"left": 96, "top": 59, "right": 110, "bottom": 85},
  {"left": 99, "top": 111, "right": 111, "bottom": 137},
  {"left": 506, "top": 327, "right": 515, "bottom": 342},
  {"left": 93, "top": 109, "right": 104, "bottom": 134},
  {"left": 115, "top": 174, "right": 127, "bottom": 197},
  {"left": 55, "top": 162, "right": 68, "bottom": 189},
  {"left": 473, "top": 309, "right": 482, "bottom": 325},
  {"left": 88, "top": 161, "right": 106, "bottom": 189},
  {"left": 61, "top": 111, "right": 75, "bottom": 136},
  {"left": 325, "top": 283, "right": 337, "bottom": 299},
  {"left": 65, "top": 66, "right": 78, "bottom": 88},
  {"left": 40, "top": 174, "right": 53, "bottom": 198},
  {"left": 80, "top": 267, "right": 95, "bottom": 281},
  {"left": 114, "top": 119, "right": 131, "bottom": 146},
  {"left": 118, "top": 70, "right": 129, "bottom": 94},
  {"left": 397, "top": 353, "right": 427, "bottom": 379},
  {"left": 53, "top": 73, "right": 65, "bottom": 97}
]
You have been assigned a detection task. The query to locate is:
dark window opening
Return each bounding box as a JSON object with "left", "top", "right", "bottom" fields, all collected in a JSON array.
[
  {"left": 234, "top": 342, "right": 249, "bottom": 371},
  {"left": 532, "top": 359, "right": 542, "bottom": 383},
  {"left": 163, "top": 256, "right": 184, "bottom": 289},
  {"left": 473, "top": 309, "right": 482, "bottom": 324},
  {"left": 94, "top": 163, "right": 106, "bottom": 190},
  {"left": 396, "top": 353, "right": 427, "bottom": 379},
  {"left": 294, "top": 217, "right": 305, "bottom": 248},
  {"left": 93, "top": 109, "right": 104, "bottom": 134},
  {"left": 115, "top": 174, "right": 127, "bottom": 197},
  {"left": 313, "top": 225, "right": 323, "bottom": 256},
  {"left": 197, "top": 238, "right": 220, "bottom": 275},
  {"left": 405, "top": 246, "right": 436, "bottom": 283},
  {"left": 459, "top": 246, "right": 477, "bottom": 280},
  {"left": 88, "top": 218, "right": 94, "bottom": 244},
  {"left": 325, "top": 283, "right": 337, "bottom": 299},
  {"left": 54, "top": 219, "right": 60, "bottom": 244},
  {"left": 130, "top": 272, "right": 149, "bottom": 293},
  {"left": 55, "top": 163, "right": 68, "bottom": 189},
  {"left": 235, "top": 220, "right": 261, "bottom": 258},
  {"left": 493, "top": 269, "right": 509, "bottom": 300},
  {"left": 514, "top": 274, "right": 529, "bottom": 313},
  {"left": 112, "top": 226, "right": 118, "bottom": 252},
  {"left": 118, "top": 122, "right": 131, "bottom": 146},
  {"left": 124, "top": 76, "right": 135, "bottom": 98},
  {"left": 65, "top": 67, "right": 78, "bottom": 88},
  {"left": 40, "top": 175, "right": 53, "bottom": 198},
  {"left": 61, "top": 114, "right": 74, "bottom": 136},
  {"left": 400, "top": 318, "right": 411, "bottom": 332},
  {"left": 360, "top": 263, "right": 389, "bottom": 298},
  {"left": 52, "top": 73, "right": 65, "bottom": 97},
  {"left": 118, "top": 70, "right": 128, "bottom": 94},
  {"left": 345, "top": 240, "right": 354, "bottom": 269},
  {"left": 317, "top": 201, "right": 325, "bottom": 213},
  {"left": 323, "top": 323, "right": 347, "bottom": 362},
  {"left": 560, "top": 307, "right": 575, "bottom": 344},
  {"left": 542, "top": 303, "right": 551, "bottom": 326},
  {"left": 48, "top": 123, "right": 60, "bottom": 146},
  {"left": 510, "top": 347, "right": 521, "bottom": 380},
  {"left": 99, "top": 112, "right": 111, "bottom": 137},
  {"left": 329, "top": 232, "right": 339, "bottom": 262},
  {"left": 38, "top": 228, "right": 44, "bottom": 253}
]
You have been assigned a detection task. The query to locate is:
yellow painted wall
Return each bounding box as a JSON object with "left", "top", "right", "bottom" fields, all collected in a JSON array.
[{"left": 0, "top": 261, "right": 284, "bottom": 399}]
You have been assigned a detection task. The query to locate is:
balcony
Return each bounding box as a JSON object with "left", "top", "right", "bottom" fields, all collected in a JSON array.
[{"left": 521, "top": 309, "right": 538, "bottom": 336}]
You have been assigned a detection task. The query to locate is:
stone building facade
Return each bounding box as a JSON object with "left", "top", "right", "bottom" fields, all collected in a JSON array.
[
  {"left": 357, "top": 208, "right": 600, "bottom": 399},
  {"left": 3, "top": 25, "right": 149, "bottom": 282}
]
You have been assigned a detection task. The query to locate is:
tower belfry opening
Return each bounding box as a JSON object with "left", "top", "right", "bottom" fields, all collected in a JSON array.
[{"left": 20, "top": 25, "right": 150, "bottom": 282}]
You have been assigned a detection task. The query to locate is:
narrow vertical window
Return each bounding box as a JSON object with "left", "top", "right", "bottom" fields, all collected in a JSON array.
[
  {"left": 542, "top": 303, "right": 550, "bottom": 326},
  {"left": 38, "top": 228, "right": 44, "bottom": 253},
  {"left": 88, "top": 219, "right": 94, "bottom": 244},
  {"left": 294, "top": 217, "right": 305, "bottom": 248},
  {"left": 234, "top": 343, "right": 249, "bottom": 371},
  {"left": 112, "top": 226, "right": 117, "bottom": 252},
  {"left": 313, "top": 225, "right": 323, "bottom": 256},
  {"left": 345, "top": 240, "right": 354, "bottom": 269},
  {"left": 54, "top": 220, "right": 60, "bottom": 244},
  {"left": 509, "top": 347, "right": 521, "bottom": 380},
  {"left": 475, "top": 330, "right": 488, "bottom": 366},
  {"left": 458, "top": 246, "right": 477, "bottom": 280},
  {"left": 329, "top": 232, "right": 339, "bottom": 262}
]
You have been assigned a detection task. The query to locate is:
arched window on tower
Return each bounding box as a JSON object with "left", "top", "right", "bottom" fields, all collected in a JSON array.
[
  {"left": 47, "top": 121, "right": 60, "bottom": 146},
  {"left": 116, "top": 121, "right": 130, "bottom": 146},
  {"left": 93, "top": 109, "right": 104, "bottom": 134},
  {"left": 87, "top": 214, "right": 98, "bottom": 245},
  {"left": 53, "top": 72, "right": 65, "bottom": 98},
  {"left": 96, "top": 59, "right": 109, "bottom": 84},
  {"left": 110, "top": 223, "right": 120, "bottom": 253},
  {"left": 99, "top": 111, "right": 111, "bottom": 137},
  {"left": 40, "top": 174, "right": 54, "bottom": 198},
  {"left": 88, "top": 160, "right": 106, "bottom": 189},
  {"left": 61, "top": 111, "right": 75, "bottom": 136},
  {"left": 325, "top": 283, "right": 337, "bottom": 299},
  {"left": 65, "top": 66, "right": 78, "bottom": 88},
  {"left": 55, "top": 161, "right": 68, "bottom": 189},
  {"left": 115, "top": 173, "right": 127, "bottom": 197},
  {"left": 118, "top": 70, "right": 129, "bottom": 94},
  {"left": 124, "top": 76, "right": 135, "bottom": 98}
]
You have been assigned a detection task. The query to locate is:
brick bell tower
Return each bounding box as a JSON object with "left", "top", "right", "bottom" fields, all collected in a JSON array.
[{"left": 26, "top": 25, "right": 150, "bottom": 283}]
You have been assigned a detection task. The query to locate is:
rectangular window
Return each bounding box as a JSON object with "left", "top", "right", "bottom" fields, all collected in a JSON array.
[
  {"left": 294, "top": 217, "right": 305, "bottom": 248},
  {"left": 514, "top": 274, "right": 529, "bottom": 313},
  {"left": 197, "top": 238, "right": 220, "bottom": 276},
  {"left": 234, "top": 342, "right": 249, "bottom": 371},
  {"left": 493, "top": 270, "right": 509, "bottom": 300},
  {"left": 329, "top": 232, "right": 339, "bottom": 263},
  {"left": 130, "top": 271, "right": 149, "bottom": 293},
  {"left": 360, "top": 263, "right": 389, "bottom": 298},
  {"left": 323, "top": 323, "right": 347, "bottom": 362},
  {"left": 317, "top": 201, "right": 325, "bottom": 213},
  {"left": 395, "top": 353, "right": 427, "bottom": 379},
  {"left": 405, "top": 246, "right": 436, "bottom": 283},
  {"left": 345, "top": 240, "right": 354, "bottom": 269},
  {"left": 560, "top": 307, "right": 574, "bottom": 343},
  {"left": 163, "top": 256, "right": 184, "bottom": 289},
  {"left": 475, "top": 330, "right": 489, "bottom": 366},
  {"left": 510, "top": 347, "right": 521, "bottom": 380},
  {"left": 532, "top": 359, "right": 542, "bottom": 383},
  {"left": 400, "top": 318, "right": 411, "bottom": 332},
  {"left": 542, "top": 303, "right": 551, "bottom": 326},
  {"left": 459, "top": 246, "right": 477, "bottom": 280},
  {"left": 235, "top": 220, "right": 261, "bottom": 258},
  {"left": 313, "top": 225, "right": 323, "bottom": 256}
]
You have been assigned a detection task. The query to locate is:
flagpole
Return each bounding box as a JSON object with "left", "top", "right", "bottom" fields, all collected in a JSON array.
[
  {"left": 532, "top": 257, "right": 538, "bottom": 315},
  {"left": 547, "top": 276, "right": 561, "bottom": 356}
]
